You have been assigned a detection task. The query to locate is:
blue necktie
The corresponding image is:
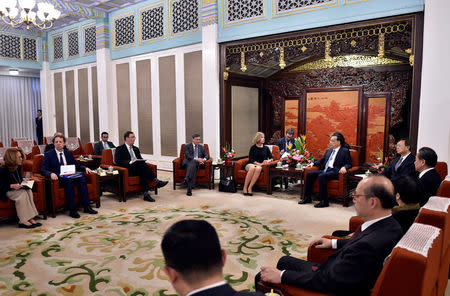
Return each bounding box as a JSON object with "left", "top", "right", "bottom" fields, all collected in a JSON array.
[
  {"left": 324, "top": 150, "right": 335, "bottom": 171},
  {"left": 194, "top": 145, "right": 198, "bottom": 158},
  {"left": 59, "top": 152, "right": 64, "bottom": 166}
]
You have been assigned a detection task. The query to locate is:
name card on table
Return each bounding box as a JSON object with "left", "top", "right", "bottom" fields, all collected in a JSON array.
[{"left": 60, "top": 165, "right": 76, "bottom": 175}]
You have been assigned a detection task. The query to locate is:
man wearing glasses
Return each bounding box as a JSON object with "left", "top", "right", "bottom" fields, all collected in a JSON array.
[{"left": 94, "top": 132, "right": 116, "bottom": 156}]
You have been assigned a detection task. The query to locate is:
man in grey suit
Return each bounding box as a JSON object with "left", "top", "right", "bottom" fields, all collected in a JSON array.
[
  {"left": 182, "top": 134, "right": 209, "bottom": 196},
  {"left": 94, "top": 132, "right": 116, "bottom": 156}
]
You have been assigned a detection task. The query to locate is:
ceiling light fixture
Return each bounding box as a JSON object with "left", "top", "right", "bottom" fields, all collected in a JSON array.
[
  {"left": 0, "top": 0, "right": 61, "bottom": 30},
  {"left": 9, "top": 69, "right": 19, "bottom": 75}
]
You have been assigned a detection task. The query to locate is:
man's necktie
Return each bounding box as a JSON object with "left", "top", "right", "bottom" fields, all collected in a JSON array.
[
  {"left": 103, "top": 142, "right": 109, "bottom": 149},
  {"left": 194, "top": 145, "right": 198, "bottom": 158},
  {"left": 324, "top": 149, "right": 335, "bottom": 171},
  {"left": 129, "top": 146, "right": 136, "bottom": 161},
  {"left": 59, "top": 152, "right": 64, "bottom": 166},
  {"left": 395, "top": 157, "right": 403, "bottom": 171}
]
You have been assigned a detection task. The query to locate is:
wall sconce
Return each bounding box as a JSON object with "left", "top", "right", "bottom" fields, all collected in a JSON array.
[
  {"left": 223, "top": 67, "right": 230, "bottom": 80},
  {"left": 240, "top": 51, "right": 247, "bottom": 72},
  {"left": 279, "top": 46, "right": 286, "bottom": 69}
]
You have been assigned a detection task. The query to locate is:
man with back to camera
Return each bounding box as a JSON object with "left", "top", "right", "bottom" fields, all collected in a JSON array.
[
  {"left": 414, "top": 146, "right": 442, "bottom": 206},
  {"left": 94, "top": 132, "right": 116, "bottom": 156},
  {"left": 182, "top": 134, "right": 209, "bottom": 196},
  {"left": 114, "top": 131, "right": 168, "bottom": 202},
  {"left": 381, "top": 138, "right": 416, "bottom": 182},
  {"left": 256, "top": 175, "right": 403, "bottom": 296},
  {"left": 161, "top": 219, "right": 264, "bottom": 296},
  {"left": 299, "top": 132, "right": 352, "bottom": 208}
]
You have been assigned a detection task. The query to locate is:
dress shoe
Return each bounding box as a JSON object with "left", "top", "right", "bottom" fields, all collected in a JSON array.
[
  {"left": 314, "top": 201, "right": 329, "bottom": 208},
  {"left": 298, "top": 198, "right": 312, "bottom": 204},
  {"left": 69, "top": 211, "right": 81, "bottom": 219},
  {"left": 84, "top": 206, "right": 98, "bottom": 214},
  {"left": 18, "top": 223, "right": 35, "bottom": 229},
  {"left": 32, "top": 222, "right": 42, "bottom": 227},
  {"left": 186, "top": 190, "right": 192, "bottom": 196},
  {"left": 143, "top": 191, "right": 155, "bottom": 202},
  {"left": 156, "top": 180, "right": 168, "bottom": 188},
  {"left": 181, "top": 179, "right": 188, "bottom": 186}
]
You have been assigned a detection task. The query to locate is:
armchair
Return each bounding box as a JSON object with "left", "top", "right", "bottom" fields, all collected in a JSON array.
[
  {"left": 435, "top": 161, "right": 448, "bottom": 180},
  {"left": 303, "top": 148, "right": 360, "bottom": 207},
  {"left": 17, "top": 140, "right": 35, "bottom": 172},
  {"left": 101, "top": 148, "right": 158, "bottom": 202},
  {"left": 233, "top": 145, "right": 281, "bottom": 194},
  {"left": 65, "top": 137, "right": 84, "bottom": 158},
  {"left": 437, "top": 180, "right": 450, "bottom": 198},
  {"left": 32, "top": 154, "right": 100, "bottom": 218},
  {"left": 172, "top": 144, "right": 212, "bottom": 190}
]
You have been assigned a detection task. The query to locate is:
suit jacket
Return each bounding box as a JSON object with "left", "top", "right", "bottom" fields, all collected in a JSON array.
[
  {"left": 190, "top": 283, "right": 264, "bottom": 296},
  {"left": 418, "top": 168, "right": 442, "bottom": 206},
  {"left": 381, "top": 154, "right": 416, "bottom": 182},
  {"left": 277, "top": 137, "right": 295, "bottom": 153},
  {"left": 282, "top": 216, "right": 403, "bottom": 296},
  {"left": 183, "top": 143, "right": 209, "bottom": 164},
  {"left": 114, "top": 144, "right": 143, "bottom": 169},
  {"left": 0, "top": 166, "right": 23, "bottom": 201},
  {"left": 41, "top": 149, "right": 86, "bottom": 177},
  {"left": 93, "top": 141, "right": 116, "bottom": 156},
  {"left": 314, "top": 147, "right": 352, "bottom": 174}
]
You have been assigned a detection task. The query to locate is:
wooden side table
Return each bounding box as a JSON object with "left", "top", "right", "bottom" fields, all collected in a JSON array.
[
  {"left": 210, "top": 162, "right": 235, "bottom": 189},
  {"left": 268, "top": 166, "right": 305, "bottom": 197},
  {"left": 78, "top": 157, "right": 100, "bottom": 170},
  {"left": 97, "top": 172, "right": 123, "bottom": 202}
]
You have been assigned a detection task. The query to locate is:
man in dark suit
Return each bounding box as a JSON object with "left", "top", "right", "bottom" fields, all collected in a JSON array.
[
  {"left": 257, "top": 176, "right": 402, "bottom": 296},
  {"left": 162, "top": 219, "right": 264, "bottom": 296},
  {"left": 41, "top": 134, "right": 98, "bottom": 218},
  {"left": 277, "top": 128, "right": 296, "bottom": 155},
  {"left": 35, "top": 109, "right": 43, "bottom": 145},
  {"left": 381, "top": 138, "right": 416, "bottom": 182},
  {"left": 299, "top": 132, "right": 352, "bottom": 208},
  {"left": 94, "top": 132, "right": 116, "bottom": 156},
  {"left": 415, "top": 147, "right": 442, "bottom": 206},
  {"left": 182, "top": 133, "right": 209, "bottom": 196},
  {"left": 114, "top": 131, "right": 168, "bottom": 202}
]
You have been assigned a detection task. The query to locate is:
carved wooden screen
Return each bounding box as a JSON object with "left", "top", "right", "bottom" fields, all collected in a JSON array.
[
  {"left": 305, "top": 88, "right": 362, "bottom": 158},
  {"left": 365, "top": 93, "right": 390, "bottom": 163},
  {"left": 283, "top": 98, "right": 300, "bottom": 137}
]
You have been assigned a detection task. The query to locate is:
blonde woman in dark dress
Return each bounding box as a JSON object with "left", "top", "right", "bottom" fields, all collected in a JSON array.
[
  {"left": 0, "top": 148, "right": 41, "bottom": 228},
  {"left": 243, "top": 132, "right": 272, "bottom": 196}
]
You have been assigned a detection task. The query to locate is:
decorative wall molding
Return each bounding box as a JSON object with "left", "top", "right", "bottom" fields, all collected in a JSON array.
[
  {"left": 169, "top": 0, "right": 201, "bottom": 38},
  {"left": 139, "top": 2, "right": 165, "bottom": 45}
]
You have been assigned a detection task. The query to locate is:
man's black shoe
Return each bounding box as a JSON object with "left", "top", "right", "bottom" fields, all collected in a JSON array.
[
  {"left": 298, "top": 198, "right": 312, "bottom": 204},
  {"left": 69, "top": 210, "right": 81, "bottom": 218},
  {"left": 181, "top": 179, "right": 188, "bottom": 186},
  {"left": 186, "top": 190, "right": 192, "bottom": 196},
  {"left": 156, "top": 180, "right": 168, "bottom": 188},
  {"left": 84, "top": 206, "right": 98, "bottom": 214},
  {"left": 314, "top": 201, "right": 329, "bottom": 208},
  {"left": 143, "top": 191, "right": 155, "bottom": 202}
]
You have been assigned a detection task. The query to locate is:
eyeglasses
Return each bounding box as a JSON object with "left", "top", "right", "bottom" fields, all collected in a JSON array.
[{"left": 351, "top": 192, "right": 368, "bottom": 199}]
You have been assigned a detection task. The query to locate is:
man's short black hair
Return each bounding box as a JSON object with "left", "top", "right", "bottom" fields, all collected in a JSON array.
[
  {"left": 101, "top": 132, "right": 109, "bottom": 137},
  {"left": 192, "top": 133, "right": 201, "bottom": 139},
  {"left": 161, "top": 220, "right": 222, "bottom": 280},
  {"left": 286, "top": 129, "right": 294, "bottom": 135},
  {"left": 332, "top": 132, "right": 346, "bottom": 147},
  {"left": 393, "top": 175, "right": 421, "bottom": 204},
  {"left": 124, "top": 131, "right": 134, "bottom": 140},
  {"left": 37, "top": 109, "right": 42, "bottom": 112},
  {"left": 363, "top": 176, "right": 397, "bottom": 209},
  {"left": 397, "top": 138, "right": 411, "bottom": 150},
  {"left": 417, "top": 147, "right": 438, "bottom": 167}
]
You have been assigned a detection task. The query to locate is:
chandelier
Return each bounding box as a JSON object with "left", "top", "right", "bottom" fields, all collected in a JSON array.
[{"left": 0, "top": 0, "right": 61, "bottom": 30}]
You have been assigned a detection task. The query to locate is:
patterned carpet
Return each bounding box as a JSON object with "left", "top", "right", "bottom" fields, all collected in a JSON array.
[{"left": 0, "top": 204, "right": 314, "bottom": 295}]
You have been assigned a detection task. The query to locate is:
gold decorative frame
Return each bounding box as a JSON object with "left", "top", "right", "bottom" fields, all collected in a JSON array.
[
  {"left": 111, "top": 9, "right": 137, "bottom": 51},
  {"left": 138, "top": 1, "right": 167, "bottom": 45},
  {"left": 169, "top": 0, "right": 201, "bottom": 39},
  {"left": 222, "top": 0, "right": 267, "bottom": 28},
  {"left": 51, "top": 33, "right": 64, "bottom": 63},
  {"left": 271, "top": 0, "right": 338, "bottom": 19},
  {"left": 81, "top": 22, "right": 97, "bottom": 57},
  {"left": 64, "top": 29, "right": 80, "bottom": 60}
]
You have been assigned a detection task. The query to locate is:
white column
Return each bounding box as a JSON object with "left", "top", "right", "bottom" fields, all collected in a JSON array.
[
  {"left": 129, "top": 60, "right": 139, "bottom": 145},
  {"left": 202, "top": 23, "right": 220, "bottom": 159},
  {"left": 62, "top": 71, "right": 68, "bottom": 136},
  {"left": 175, "top": 52, "right": 186, "bottom": 153},
  {"left": 418, "top": 0, "right": 450, "bottom": 164},
  {"left": 40, "top": 61, "right": 56, "bottom": 136},
  {"left": 74, "top": 69, "right": 80, "bottom": 138}
]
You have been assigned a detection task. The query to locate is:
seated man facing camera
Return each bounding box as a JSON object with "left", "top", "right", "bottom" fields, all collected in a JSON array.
[
  {"left": 161, "top": 219, "right": 264, "bottom": 296},
  {"left": 256, "top": 176, "right": 402, "bottom": 296}
]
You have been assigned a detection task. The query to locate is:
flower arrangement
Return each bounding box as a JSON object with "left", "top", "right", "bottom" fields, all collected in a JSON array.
[
  {"left": 369, "top": 147, "right": 389, "bottom": 173},
  {"left": 221, "top": 143, "right": 236, "bottom": 160},
  {"left": 282, "top": 135, "right": 314, "bottom": 165}
]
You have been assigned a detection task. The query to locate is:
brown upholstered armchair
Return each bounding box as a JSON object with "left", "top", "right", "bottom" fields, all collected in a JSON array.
[
  {"left": 172, "top": 144, "right": 212, "bottom": 190},
  {"left": 65, "top": 137, "right": 84, "bottom": 157},
  {"left": 233, "top": 145, "right": 281, "bottom": 194},
  {"left": 32, "top": 154, "right": 99, "bottom": 218},
  {"left": 303, "top": 148, "right": 360, "bottom": 207},
  {"left": 101, "top": 148, "right": 158, "bottom": 202},
  {"left": 83, "top": 142, "right": 94, "bottom": 155},
  {"left": 16, "top": 140, "right": 35, "bottom": 172},
  {"left": 437, "top": 180, "right": 450, "bottom": 198},
  {"left": 11, "top": 138, "right": 35, "bottom": 147},
  {"left": 0, "top": 168, "right": 47, "bottom": 222},
  {"left": 435, "top": 161, "right": 448, "bottom": 180}
]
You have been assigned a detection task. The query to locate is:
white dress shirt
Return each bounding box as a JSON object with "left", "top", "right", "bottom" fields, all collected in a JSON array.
[
  {"left": 56, "top": 149, "right": 67, "bottom": 165},
  {"left": 327, "top": 146, "right": 340, "bottom": 169},
  {"left": 186, "top": 281, "right": 227, "bottom": 296},
  {"left": 419, "top": 167, "right": 434, "bottom": 179}
]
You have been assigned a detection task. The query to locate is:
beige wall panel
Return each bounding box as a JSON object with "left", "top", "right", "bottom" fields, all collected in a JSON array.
[
  {"left": 54, "top": 72, "right": 64, "bottom": 133},
  {"left": 78, "top": 68, "right": 90, "bottom": 144},
  {"left": 136, "top": 59, "right": 153, "bottom": 154},
  {"left": 116, "top": 63, "right": 131, "bottom": 142},
  {"left": 91, "top": 66, "right": 99, "bottom": 140},
  {"left": 159, "top": 56, "right": 177, "bottom": 157},
  {"left": 231, "top": 86, "right": 259, "bottom": 157},
  {"left": 184, "top": 51, "right": 203, "bottom": 143},
  {"left": 65, "top": 70, "right": 76, "bottom": 137}
]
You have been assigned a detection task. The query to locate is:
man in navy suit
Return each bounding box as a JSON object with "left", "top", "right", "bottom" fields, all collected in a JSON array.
[
  {"left": 257, "top": 176, "right": 402, "bottom": 296},
  {"left": 41, "top": 134, "right": 98, "bottom": 218},
  {"left": 299, "top": 132, "right": 352, "bottom": 208},
  {"left": 182, "top": 134, "right": 209, "bottom": 196},
  {"left": 277, "top": 128, "right": 296, "bottom": 155},
  {"left": 414, "top": 147, "right": 442, "bottom": 206},
  {"left": 162, "top": 219, "right": 264, "bottom": 296},
  {"left": 381, "top": 138, "right": 416, "bottom": 182},
  {"left": 93, "top": 132, "right": 116, "bottom": 156}
]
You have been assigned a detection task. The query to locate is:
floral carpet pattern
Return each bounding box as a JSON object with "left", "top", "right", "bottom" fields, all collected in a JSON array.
[{"left": 0, "top": 205, "right": 311, "bottom": 296}]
